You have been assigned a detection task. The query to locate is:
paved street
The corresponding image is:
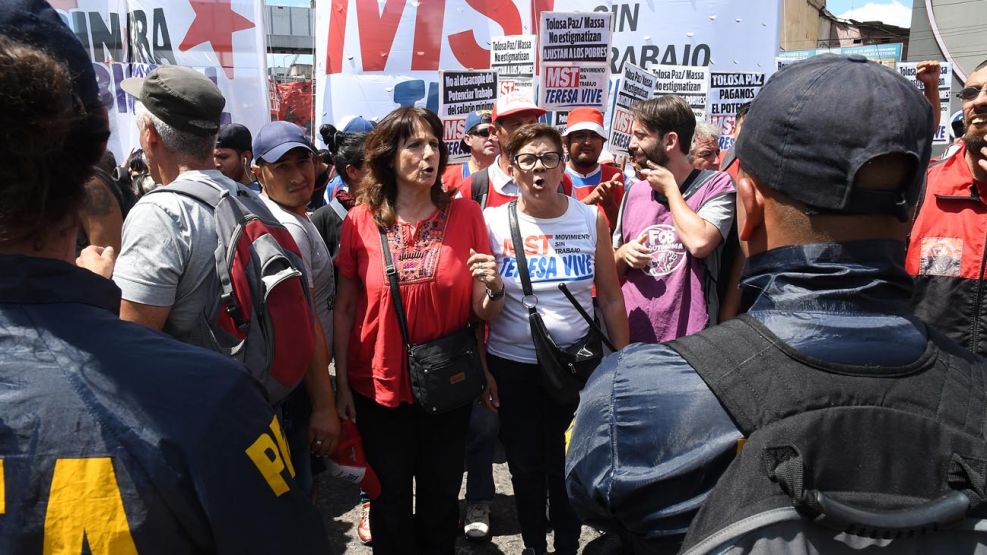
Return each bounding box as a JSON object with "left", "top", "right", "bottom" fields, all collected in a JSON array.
[{"left": 315, "top": 457, "right": 619, "bottom": 554}]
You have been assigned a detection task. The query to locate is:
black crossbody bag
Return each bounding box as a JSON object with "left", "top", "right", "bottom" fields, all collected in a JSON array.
[
  {"left": 507, "top": 201, "right": 603, "bottom": 405},
  {"left": 378, "top": 228, "right": 486, "bottom": 414}
]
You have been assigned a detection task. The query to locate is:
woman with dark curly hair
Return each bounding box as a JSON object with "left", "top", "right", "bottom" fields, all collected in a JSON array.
[{"left": 333, "top": 107, "right": 505, "bottom": 553}]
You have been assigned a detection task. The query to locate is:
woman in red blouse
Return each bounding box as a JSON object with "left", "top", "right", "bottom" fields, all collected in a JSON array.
[{"left": 333, "top": 107, "right": 505, "bottom": 554}]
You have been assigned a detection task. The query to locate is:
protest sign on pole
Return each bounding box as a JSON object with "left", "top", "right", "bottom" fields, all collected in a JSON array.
[
  {"left": 896, "top": 62, "right": 953, "bottom": 145},
  {"left": 608, "top": 62, "right": 655, "bottom": 156},
  {"left": 490, "top": 35, "right": 537, "bottom": 103},
  {"left": 54, "top": 0, "right": 270, "bottom": 164},
  {"left": 708, "top": 71, "right": 765, "bottom": 151},
  {"left": 438, "top": 70, "right": 497, "bottom": 163},
  {"left": 538, "top": 11, "right": 612, "bottom": 111},
  {"left": 652, "top": 65, "right": 711, "bottom": 121}
]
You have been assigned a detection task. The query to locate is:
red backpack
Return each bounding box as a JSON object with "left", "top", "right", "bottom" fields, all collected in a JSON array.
[{"left": 151, "top": 179, "right": 315, "bottom": 403}]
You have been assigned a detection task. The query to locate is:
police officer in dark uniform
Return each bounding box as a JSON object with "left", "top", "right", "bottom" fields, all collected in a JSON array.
[
  {"left": 566, "top": 54, "right": 987, "bottom": 553},
  {"left": 0, "top": 1, "right": 329, "bottom": 552}
]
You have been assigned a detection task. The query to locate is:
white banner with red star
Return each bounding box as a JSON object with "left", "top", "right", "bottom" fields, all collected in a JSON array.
[
  {"left": 50, "top": 0, "right": 270, "bottom": 163},
  {"left": 314, "top": 0, "right": 781, "bottom": 140}
]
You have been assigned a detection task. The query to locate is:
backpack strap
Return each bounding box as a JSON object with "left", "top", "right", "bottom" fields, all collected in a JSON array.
[
  {"left": 666, "top": 315, "right": 777, "bottom": 435},
  {"left": 471, "top": 168, "right": 490, "bottom": 209},
  {"left": 328, "top": 197, "right": 348, "bottom": 220},
  {"left": 150, "top": 178, "right": 225, "bottom": 208},
  {"left": 148, "top": 178, "right": 250, "bottom": 328}
]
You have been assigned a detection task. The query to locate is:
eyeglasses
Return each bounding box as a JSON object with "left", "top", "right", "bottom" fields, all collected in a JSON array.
[
  {"left": 513, "top": 152, "right": 563, "bottom": 171},
  {"left": 469, "top": 127, "right": 491, "bottom": 138},
  {"left": 957, "top": 85, "right": 986, "bottom": 101}
]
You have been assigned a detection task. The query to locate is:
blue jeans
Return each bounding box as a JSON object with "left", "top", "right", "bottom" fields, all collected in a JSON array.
[
  {"left": 488, "top": 354, "right": 581, "bottom": 555},
  {"left": 465, "top": 399, "right": 499, "bottom": 503}
]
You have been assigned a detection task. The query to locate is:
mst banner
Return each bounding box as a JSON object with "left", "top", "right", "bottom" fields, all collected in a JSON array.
[
  {"left": 52, "top": 0, "right": 270, "bottom": 163},
  {"left": 315, "top": 0, "right": 781, "bottom": 138}
]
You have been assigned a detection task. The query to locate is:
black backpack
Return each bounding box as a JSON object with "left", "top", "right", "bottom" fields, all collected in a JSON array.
[{"left": 668, "top": 315, "right": 987, "bottom": 554}]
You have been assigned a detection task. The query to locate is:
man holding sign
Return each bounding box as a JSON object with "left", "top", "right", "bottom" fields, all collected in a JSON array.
[{"left": 613, "top": 96, "right": 736, "bottom": 343}]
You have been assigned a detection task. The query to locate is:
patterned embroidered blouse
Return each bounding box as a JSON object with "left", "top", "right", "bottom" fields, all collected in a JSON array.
[{"left": 337, "top": 198, "right": 492, "bottom": 407}]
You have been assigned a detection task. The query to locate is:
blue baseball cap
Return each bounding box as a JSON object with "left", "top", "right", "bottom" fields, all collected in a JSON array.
[
  {"left": 253, "top": 121, "right": 315, "bottom": 164},
  {"left": 340, "top": 116, "right": 376, "bottom": 134},
  {"left": 460, "top": 111, "right": 492, "bottom": 151}
]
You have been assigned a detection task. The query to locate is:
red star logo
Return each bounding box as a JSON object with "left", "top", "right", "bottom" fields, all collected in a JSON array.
[{"left": 179, "top": 0, "right": 255, "bottom": 80}]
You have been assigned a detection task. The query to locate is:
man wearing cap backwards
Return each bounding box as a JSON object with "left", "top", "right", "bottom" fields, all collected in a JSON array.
[
  {"left": 113, "top": 67, "right": 340, "bottom": 456},
  {"left": 0, "top": 0, "right": 330, "bottom": 551},
  {"left": 214, "top": 123, "right": 257, "bottom": 191},
  {"left": 252, "top": 120, "right": 340, "bottom": 494},
  {"left": 563, "top": 107, "right": 625, "bottom": 226},
  {"left": 907, "top": 59, "right": 987, "bottom": 356},
  {"left": 566, "top": 55, "right": 987, "bottom": 553},
  {"left": 614, "top": 95, "right": 736, "bottom": 343},
  {"left": 442, "top": 110, "right": 498, "bottom": 195}
]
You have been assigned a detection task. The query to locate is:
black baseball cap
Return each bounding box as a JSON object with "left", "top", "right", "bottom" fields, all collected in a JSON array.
[
  {"left": 121, "top": 66, "right": 226, "bottom": 137},
  {"left": 737, "top": 54, "right": 933, "bottom": 221},
  {"left": 0, "top": 0, "right": 99, "bottom": 108},
  {"left": 216, "top": 123, "right": 253, "bottom": 152}
]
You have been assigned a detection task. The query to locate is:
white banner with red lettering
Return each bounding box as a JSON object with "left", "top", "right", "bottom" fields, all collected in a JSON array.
[
  {"left": 51, "top": 0, "right": 270, "bottom": 163},
  {"left": 314, "top": 0, "right": 781, "bottom": 140}
]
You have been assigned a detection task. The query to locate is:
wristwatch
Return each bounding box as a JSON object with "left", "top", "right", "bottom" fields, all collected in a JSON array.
[{"left": 485, "top": 284, "right": 506, "bottom": 301}]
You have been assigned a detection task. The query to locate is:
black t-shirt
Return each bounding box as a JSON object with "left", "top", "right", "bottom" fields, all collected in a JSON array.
[{"left": 310, "top": 203, "right": 345, "bottom": 264}]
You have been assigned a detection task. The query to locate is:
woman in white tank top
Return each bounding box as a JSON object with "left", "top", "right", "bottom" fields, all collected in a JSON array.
[{"left": 480, "top": 123, "right": 628, "bottom": 555}]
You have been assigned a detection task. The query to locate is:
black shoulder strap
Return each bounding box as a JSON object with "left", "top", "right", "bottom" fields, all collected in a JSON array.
[
  {"left": 666, "top": 315, "right": 775, "bottom": 435},
  {"left": 508, "top": 201, "right": 535, "bottom": 309},
  {"left": 379, "top": 228, "right": 412, "bottom": 349},
  {"left": 90, "top": 167, "right": 126, "bottom": 215},
  {"left": 471, "top": 169, "right": 490, "bottom": 209}
]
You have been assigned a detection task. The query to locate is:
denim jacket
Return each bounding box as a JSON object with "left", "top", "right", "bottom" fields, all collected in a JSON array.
[{"left": 564, "top": 241, "right": 930, "bottom": 552}]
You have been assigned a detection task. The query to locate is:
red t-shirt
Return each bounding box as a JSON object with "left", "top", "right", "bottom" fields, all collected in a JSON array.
[
  {"left": 441, "top": 164, "right": 468, "bottom": 195},
  {"left": 337, "top": 198, "right": 492, "bottom": 407}
]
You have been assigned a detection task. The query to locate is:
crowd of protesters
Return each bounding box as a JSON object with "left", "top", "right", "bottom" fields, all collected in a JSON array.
[{"left": 4, "top": 0, "right": 987, "bottom": 553}]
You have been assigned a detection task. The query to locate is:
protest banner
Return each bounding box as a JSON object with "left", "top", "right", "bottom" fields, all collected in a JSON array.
[
  {"left": 538, "top": 11, "right": 611, "bottom": 111},
  {"left": 608, "top": 62, "right": 655, "bottom": 155},
  {"left": 439, "top": 70, "right": 497, "bottom": 162},
  {"left": 490, "top": 35, "right": 537, "bottom": 103},
  {"left": 52, "top": 0, "right": 270, "bottom": 163},
  {"left": 708, "top": 71, "right": 765, "bottom": 151},
  {"left": 315, "top": 1, "right": 781, "bottom": 137},
  {"left": 778, "top": 44, "right": 903, "bottom": 69},
  {"left": 897, "top": 62, "right": 953, "bottom": 145},
  {"left": 652, "top": 65, "right": 710, "bottom": 120}
]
